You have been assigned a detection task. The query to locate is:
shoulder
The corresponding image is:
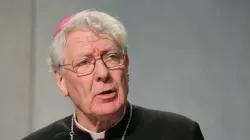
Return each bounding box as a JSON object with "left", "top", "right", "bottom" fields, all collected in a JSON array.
[
  {"left": 132, "top": 105, "right": 204, "bottom": 139},
  {"left": 133, "top": 105, "right": 195, "bottom": 125},
  {"left": 22, "top": 115, "right": 72, "bottom": 140}
]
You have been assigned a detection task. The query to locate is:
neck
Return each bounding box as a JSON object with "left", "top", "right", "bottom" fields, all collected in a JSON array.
[{"left": 75, "top": 103, "right": 127, "bottom": 132}]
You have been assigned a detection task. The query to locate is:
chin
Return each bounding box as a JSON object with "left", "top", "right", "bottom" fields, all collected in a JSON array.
[{"left": 93, "top": 99, "right": 124, "bottom": 117}]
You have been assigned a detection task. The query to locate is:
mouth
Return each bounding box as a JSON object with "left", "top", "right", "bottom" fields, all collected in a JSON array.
[
  {"left": 100, "top": 89, "right": 114, "bottom": 95},
  {"left": 97, "top": 89, "right": 116, "bottom": 99}
]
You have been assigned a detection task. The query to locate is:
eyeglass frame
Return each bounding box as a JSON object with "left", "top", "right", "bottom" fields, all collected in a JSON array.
[{"left": 58, "top": 50, "right": 127, "bottom": 76}]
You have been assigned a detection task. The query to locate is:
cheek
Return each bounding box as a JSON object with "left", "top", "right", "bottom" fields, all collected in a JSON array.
[
  {"left": 65, "top": 74, "right": 94, "bottom": 103},
  {"left": 111, "top": 70, "right": 125, "bottom": 83},
  {"left": 110, "top": 70, "right": 128, "bottom": 93}
]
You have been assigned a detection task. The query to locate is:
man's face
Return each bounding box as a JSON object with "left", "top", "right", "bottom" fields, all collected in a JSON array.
[{"left": 55, "top": 28, "right": 129, "bottom": 117}]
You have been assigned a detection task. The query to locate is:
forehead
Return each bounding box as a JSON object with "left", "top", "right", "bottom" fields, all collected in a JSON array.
[{"left": 65, "top": 28, "right": 119, "bottom": 54}]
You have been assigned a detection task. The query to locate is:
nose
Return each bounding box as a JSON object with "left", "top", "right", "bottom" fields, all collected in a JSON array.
[{"left": 93, "top": 57, "right": 110, "bottom": 82}]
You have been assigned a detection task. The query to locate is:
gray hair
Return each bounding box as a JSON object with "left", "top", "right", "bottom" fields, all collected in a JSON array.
[{"left": 48, "top": 9, "right": 128, "bottom": 73}]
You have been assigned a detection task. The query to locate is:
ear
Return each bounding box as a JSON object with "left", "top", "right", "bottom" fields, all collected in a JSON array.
[
  {"left": 125, "top": 54, "right": 129, "bottom": 72},
  {"left": 125, "top": 54, "right": 130, "bottom": 81},
  {"left": 53, "top": 70, "right": 69, "bottom": 97}
]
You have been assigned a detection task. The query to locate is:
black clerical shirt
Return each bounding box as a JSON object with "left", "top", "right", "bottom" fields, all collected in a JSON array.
[{"left": 22, "top": 104, "right": 204, "bottom": 140}]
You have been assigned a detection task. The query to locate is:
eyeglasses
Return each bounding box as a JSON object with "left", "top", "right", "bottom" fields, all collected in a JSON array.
[{"left": 59, "top": 51, "right": 126, "bottom": 76}]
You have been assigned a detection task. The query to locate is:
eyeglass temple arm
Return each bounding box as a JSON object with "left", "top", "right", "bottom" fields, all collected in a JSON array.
[{"left": 59, "top": 64, "right": 72, "bottom": 67}]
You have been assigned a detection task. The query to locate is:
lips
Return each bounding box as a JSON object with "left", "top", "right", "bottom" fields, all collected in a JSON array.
[
  {"left": 97, "top": 89, "right": 116, "bottom": 99},
  {"left": 100, "top": 89, "right": 113, "bottom": 95}
]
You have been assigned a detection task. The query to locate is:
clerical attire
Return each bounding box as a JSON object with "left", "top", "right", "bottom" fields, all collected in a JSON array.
[{"left": 22, "top": 104, "right": 204, "bottom": 140}]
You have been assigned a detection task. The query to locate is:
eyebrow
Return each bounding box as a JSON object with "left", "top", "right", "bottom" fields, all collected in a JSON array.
[
  {"left": 71, "top": 45, "right": 121, "bottom": 59},
  {"left": 101, "top": 46, "right": 121, "bottom": 54}
]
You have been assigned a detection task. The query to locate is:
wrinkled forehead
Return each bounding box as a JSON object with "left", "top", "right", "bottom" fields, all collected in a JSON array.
[
  {"left": 67, "top": 28, "right": 118, "bottom": 49},
  {"left": 65, "top": 29, "right": 121, "bottom": 59},
  {"left": 67, "top": 28, "right": 112, "bottom": 46}
]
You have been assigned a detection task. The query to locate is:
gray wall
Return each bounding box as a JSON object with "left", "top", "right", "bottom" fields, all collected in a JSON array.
[
  {"left": 0, "top": 0, "right": 33, "bottom": 140},
  {"left": 1, "top": 0, "right": 249, "bottom": 140},
  {"left": 34, "top": 1, "right": 250, "bottom": 140}
]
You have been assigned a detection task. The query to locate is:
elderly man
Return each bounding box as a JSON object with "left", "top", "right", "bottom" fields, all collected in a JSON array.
[{"left": 23, "top": 10, "right": 204, "bottom": 140}]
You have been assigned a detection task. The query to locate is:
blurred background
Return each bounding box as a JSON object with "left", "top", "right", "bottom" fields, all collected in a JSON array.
[{"left": 0, "top": 0, "right": 249, "bottom": 140}]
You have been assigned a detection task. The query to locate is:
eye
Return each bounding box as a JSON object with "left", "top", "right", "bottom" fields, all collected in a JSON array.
[
  {"left": 107, "top": 53, "right": 120, "bottom": 61},
  {"left": 74, "top": 58, "right": 91, "bottom": 67},
  {"left": 79, "top": 60, "right": 88, "bottom": 65}
]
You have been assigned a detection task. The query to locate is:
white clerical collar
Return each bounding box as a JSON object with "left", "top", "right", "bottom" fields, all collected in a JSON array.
[
  {"left": 74, "top": 107, "right": 127, "bottom": 140},
  {"left": 74, "top": 107, "right": 126, "bottom": 140},
  {"left": 74, "top": 114, "right": 105, "bottom": 140}
]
